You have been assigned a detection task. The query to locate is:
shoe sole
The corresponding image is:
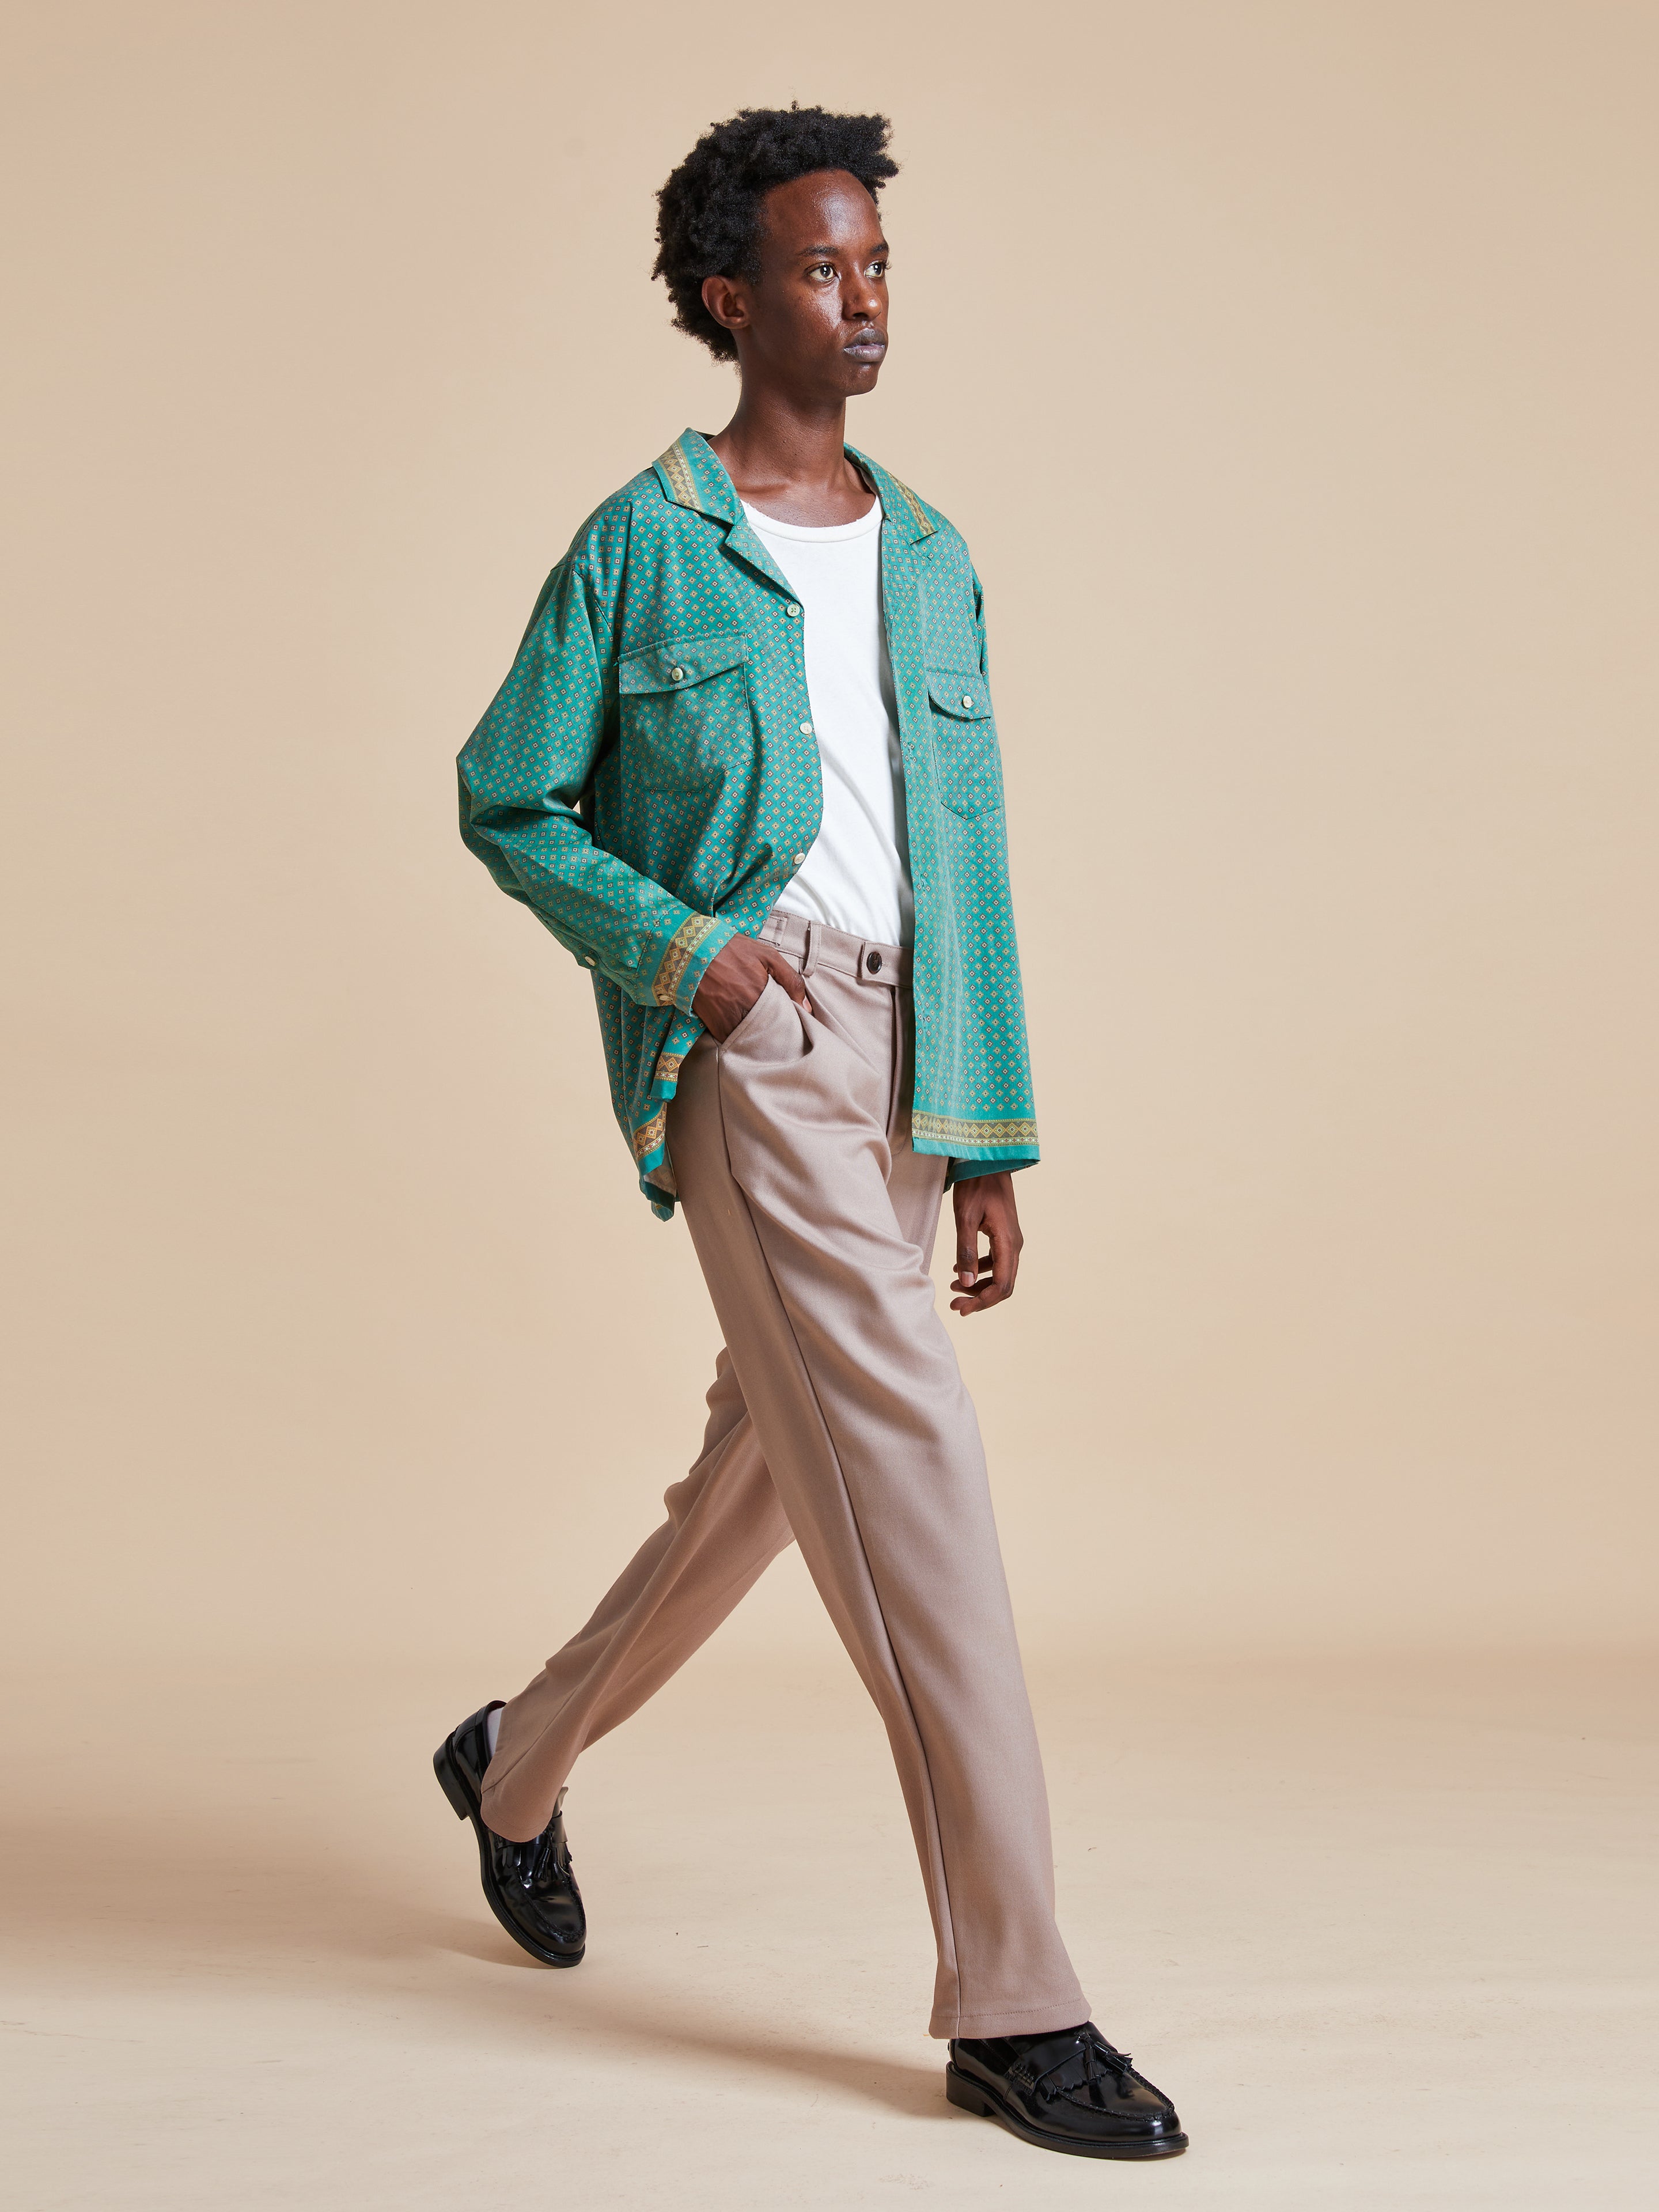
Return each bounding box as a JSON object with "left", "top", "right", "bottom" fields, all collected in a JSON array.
[
  {"left": 945, "top": 2065, "right": 1188, "bottom": 2160},
  {"left": 433, "top": 1735, "right": 586, "bottom": 1969}
]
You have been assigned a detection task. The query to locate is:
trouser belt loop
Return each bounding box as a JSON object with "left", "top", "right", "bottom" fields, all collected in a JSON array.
[
  {"left": 798, "top": 920, "right": 819, "bottom": 980},
  {"left": 888, "top": 993, "right": 904, "bottom": 1141}
]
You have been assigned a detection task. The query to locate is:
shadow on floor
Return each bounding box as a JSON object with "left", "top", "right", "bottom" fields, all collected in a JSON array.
[{"left": 2, "top": 1812, "right": 947, "bottom": 2122}]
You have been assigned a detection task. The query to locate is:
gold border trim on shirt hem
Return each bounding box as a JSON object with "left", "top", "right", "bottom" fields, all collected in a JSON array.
[
  {"left": 652, "top": 911, "right": 720, "bottom": 1007},
  {"left": 911, "top": 1112, "right": 1038, "bottom": 1146}
]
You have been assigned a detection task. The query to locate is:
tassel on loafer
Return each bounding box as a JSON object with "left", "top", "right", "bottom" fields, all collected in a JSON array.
[{"left": 946, "top": 2024, "right": 1188, "bottom": 2159}]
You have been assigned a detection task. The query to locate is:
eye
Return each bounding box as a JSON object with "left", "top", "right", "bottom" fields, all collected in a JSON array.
[
  {"left": 868, "top": 258, "right": 889, "bottom": 277},
  {"left": 808, "top": 262, "right": 836, "bottom": 279}
]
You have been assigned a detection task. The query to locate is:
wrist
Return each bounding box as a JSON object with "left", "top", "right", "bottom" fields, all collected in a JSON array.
[{"left": 654, "top": 914, "right": 737, "bottom": 1014}]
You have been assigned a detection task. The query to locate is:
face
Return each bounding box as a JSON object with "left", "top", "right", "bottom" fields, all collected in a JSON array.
[{"left": 701, "top": 169, "right": 890, "bottom": 398}]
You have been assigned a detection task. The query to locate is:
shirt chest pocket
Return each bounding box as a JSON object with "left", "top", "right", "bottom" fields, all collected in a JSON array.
[
  {"left": 925, "top": 671, "right": 1003, "bottom": 817},
  {"left": 618, "top": 633, "right": 752, "bottom": 791}
]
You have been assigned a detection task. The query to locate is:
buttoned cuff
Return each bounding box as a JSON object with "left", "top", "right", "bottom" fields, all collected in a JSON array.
[{"left": 650, "top": 912, "right": 736, "bottom": 1015}]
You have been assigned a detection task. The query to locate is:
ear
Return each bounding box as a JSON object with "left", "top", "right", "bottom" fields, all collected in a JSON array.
[{"left": 700, "top": 272, "right": 750, "bottom": 336}]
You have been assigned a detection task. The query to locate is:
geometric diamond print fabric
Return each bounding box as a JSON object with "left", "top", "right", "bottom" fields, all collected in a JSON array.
[{"left": 459, "top": 429, "right": 1039, "bottom": 1219}]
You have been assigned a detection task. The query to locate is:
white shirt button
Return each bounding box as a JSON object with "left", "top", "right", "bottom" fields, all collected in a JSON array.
[
  {"left": 669, "top": 666, "right": 685, "bottom": 682},
  {"left": 785, "top": 603, "right": 801, "bottom": 618},
  {"left": 793, "top": 852, "right": 808, "bottom": 866},
  {"left": 800, "top": 720, "right": 813, "bottom": 736},
  {"left": 961, "top": 693, "right": 974, "bottom": 709}
]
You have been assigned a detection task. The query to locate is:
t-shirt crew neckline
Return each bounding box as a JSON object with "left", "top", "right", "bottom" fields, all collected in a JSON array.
[{"left": 740, "top": 498, "right": 882, "bottom": 543}]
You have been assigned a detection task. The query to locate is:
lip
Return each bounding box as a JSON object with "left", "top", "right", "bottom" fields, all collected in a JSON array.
[{"left": 843, "top": 333, "right": 888, "bottom": 359}]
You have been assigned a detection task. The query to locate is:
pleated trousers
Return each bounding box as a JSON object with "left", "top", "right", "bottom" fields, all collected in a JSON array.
[{"left": 480, "top": 914, "right": 1086, "bottom": 2037}]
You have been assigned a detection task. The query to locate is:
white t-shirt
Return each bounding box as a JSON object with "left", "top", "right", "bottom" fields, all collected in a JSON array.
[{"left": 741, "top": 498, "right": 912, "bottom": 948}]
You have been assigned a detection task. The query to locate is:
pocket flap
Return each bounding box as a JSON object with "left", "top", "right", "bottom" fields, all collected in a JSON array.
[
  {"left": 925, "top": 671, "right": 993, "bottom": 719},
  {"left": 619, "top": 632, "right": 750, "bottom": 696}
]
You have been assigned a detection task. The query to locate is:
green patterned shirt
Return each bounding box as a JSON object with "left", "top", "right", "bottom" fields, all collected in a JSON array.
[{"left": 458, "top": 429, "right": 1039, "bottom": 1219}]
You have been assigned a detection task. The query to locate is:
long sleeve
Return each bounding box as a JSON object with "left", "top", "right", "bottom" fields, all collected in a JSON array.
[
  {"left": 971, "top": 564, "right": 990, "bottom": 683},
  {"left": 457, "top": 551, "right": 734, "bottom": 1014}
]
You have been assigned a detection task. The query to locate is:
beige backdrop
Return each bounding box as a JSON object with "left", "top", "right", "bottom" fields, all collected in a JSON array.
[{"left": 4, "top": 0, "right": 1656, "bottom": 1673}]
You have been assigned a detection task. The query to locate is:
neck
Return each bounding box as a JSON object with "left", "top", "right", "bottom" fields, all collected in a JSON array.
[{"left": 706, "top": 382, "right": 870, "bottom": 525}]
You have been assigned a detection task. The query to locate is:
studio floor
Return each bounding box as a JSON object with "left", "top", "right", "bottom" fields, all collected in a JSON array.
[{"left": 5, "top": 1643, "right": 1653, "bottom": 2209}]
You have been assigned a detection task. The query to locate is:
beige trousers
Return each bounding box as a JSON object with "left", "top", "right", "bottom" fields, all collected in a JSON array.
[{"left": 481, "top": 915, "right": 1088, "bottom": 2038}]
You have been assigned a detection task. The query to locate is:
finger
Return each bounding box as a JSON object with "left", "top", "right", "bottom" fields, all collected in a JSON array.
[
  {"left": 956, "top": 1233, "right": 1013, "bottom": 1312},
  {"left": 954, "top": 1217, "right": 980, "bottom": 1288},
  {"left": 765, "top": 948, "right": 810, "bottom": 1004},
  {"left": 990, "top": 1217, "right": 1018, "bottom": 1303}
]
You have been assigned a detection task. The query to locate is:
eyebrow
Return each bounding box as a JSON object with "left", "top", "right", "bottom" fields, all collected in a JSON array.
[{"left": 795, "top": 240, "right": 890, "bottom": 259}]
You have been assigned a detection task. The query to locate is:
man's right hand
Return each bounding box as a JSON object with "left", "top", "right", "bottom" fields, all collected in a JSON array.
[{"left": 692, "top": 934, "right": 809, "bottom": 1040}]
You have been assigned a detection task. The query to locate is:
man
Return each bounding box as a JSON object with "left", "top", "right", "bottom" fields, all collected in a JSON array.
[{"left": 437, "top": 106, "right": 1187, "bottom": 2162}]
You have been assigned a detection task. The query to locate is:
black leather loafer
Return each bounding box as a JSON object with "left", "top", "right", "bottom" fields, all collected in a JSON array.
[
  {"left": 946, "top": 2024, "right": 1187, "bottom": 2159},
  {"left": 433, "top": 1702, "right": 585, "bottom": 1967}
]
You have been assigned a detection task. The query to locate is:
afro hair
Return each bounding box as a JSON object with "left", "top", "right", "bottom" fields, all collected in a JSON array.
[{"left": 653, "top": 105, "right": 898, "bottom": 361}]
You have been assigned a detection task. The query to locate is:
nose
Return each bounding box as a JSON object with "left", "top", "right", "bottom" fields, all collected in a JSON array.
[{"left": 843, "top": 263, "right": 881, "bottom": 322}]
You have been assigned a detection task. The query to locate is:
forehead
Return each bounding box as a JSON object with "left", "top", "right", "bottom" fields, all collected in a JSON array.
[{"left": 757, "top": 169, "right": 884, "bottom": 253}]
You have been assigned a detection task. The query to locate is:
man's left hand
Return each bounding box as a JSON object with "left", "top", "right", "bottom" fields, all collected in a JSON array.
[{"left": 949, "top": 1172, "right": 1023, "bottom": 1316}]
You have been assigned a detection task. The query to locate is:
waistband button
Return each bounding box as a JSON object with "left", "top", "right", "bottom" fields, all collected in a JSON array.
[{"left": 866, "top": 950, "right": 883, "bottom": 974}]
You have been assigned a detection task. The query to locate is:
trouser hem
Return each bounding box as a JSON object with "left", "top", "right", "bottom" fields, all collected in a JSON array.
[{"left": 930, "top": 1992, "right": 1094, "bottom": 2041}]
